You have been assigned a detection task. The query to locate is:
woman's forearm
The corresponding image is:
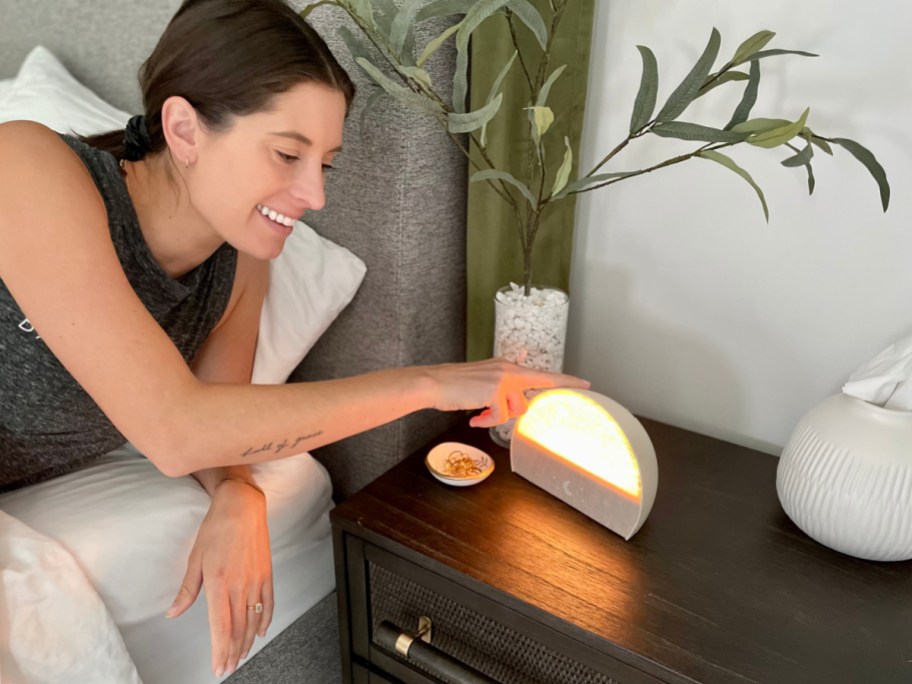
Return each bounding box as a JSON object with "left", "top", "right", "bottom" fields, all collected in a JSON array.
[{"left": 150, "top": 365, "right": 436, "bottom": 476}]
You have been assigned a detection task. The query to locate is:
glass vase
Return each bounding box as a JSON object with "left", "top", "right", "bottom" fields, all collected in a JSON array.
[{"left": 490, "top": 283, "right": 570, "bottom": 447}]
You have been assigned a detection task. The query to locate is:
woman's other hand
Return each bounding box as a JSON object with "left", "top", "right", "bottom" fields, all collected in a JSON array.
[
  {"left": 165, "top": 479, "right": 273, "bottom": 677},
  {"left": 426, "top": 358, "right": 590, "bottom": 428}
]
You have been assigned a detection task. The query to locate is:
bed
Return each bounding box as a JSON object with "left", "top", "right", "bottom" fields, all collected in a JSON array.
[{"left": 0, "top": 1, "right": 466, "bottom": 682}]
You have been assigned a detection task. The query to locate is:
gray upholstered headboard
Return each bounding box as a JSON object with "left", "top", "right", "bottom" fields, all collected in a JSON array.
[{"left": 1, "top": 0, "right": 468, "bottom": 498}]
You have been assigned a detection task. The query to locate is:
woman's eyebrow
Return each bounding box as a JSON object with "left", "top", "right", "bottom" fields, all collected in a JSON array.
[{"left": 270, "top": 131, "right": 342, "bottom": 153}]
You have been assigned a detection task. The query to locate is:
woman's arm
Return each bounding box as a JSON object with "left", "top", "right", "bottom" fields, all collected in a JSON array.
[
  {"left": 0, "top": 122, "right": 587, "bottom": 478},
  {"left": 169, "top": 250, "right": 273, "bottom": 677}
]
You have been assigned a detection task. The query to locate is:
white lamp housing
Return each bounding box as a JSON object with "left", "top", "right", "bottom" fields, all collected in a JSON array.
[{"left": 510, "top": 389, "right": 658, "bottom": 540}]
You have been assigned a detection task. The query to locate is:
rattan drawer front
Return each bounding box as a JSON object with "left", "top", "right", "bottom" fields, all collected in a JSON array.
[{"left": 367, "top": 557, "right": 629, "bottom": 684}]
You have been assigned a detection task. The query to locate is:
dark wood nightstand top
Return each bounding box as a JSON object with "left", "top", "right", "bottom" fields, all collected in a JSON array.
[{"left": 331, "top": 417, "right": 912, "bottom": 684}]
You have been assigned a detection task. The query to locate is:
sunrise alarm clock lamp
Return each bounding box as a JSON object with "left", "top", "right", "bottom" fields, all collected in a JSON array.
[{"left": 510, "top": 389, "right": 658, "bottom": 540}]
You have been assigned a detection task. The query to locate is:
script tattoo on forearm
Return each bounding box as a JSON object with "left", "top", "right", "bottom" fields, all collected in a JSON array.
[{"left": 240, "top": 431, "right": 324, "bottom": 458}]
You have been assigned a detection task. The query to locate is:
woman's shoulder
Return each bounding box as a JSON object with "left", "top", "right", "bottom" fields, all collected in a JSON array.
[{"left": 0, "top": 121, "right": 103, "bottom": 210}]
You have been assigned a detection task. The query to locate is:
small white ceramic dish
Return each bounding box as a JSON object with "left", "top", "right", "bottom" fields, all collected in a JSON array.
[{"left": 425, "top": 442, "right": 495, "bottom": 487}]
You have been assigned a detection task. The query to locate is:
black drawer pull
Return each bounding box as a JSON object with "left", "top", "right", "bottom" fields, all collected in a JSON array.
[{"left": 376, "top": 619, "right": 499, "bottom": 684}]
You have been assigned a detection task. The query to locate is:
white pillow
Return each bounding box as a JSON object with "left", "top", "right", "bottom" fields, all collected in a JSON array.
[
  {"left": 0, "top": 78, "right": 13, "bottom": 103},
  {"left": 0, "top": 46, "right": 131, "bottom": 135},
  {"left": 0, "top": 46, "right": 366, "bottom": 385},
  {"left": 254, "top": 222, "right": 367, "bottom": 384}
]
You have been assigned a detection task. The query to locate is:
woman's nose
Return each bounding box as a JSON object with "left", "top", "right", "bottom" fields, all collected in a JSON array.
[{"left": 290, "top": 165, "right": 326, "bottom": 211}]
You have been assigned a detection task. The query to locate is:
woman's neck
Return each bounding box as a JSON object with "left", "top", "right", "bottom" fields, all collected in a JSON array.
[{"left": 121, "top": 155, "right": 224, "bottom": 279}]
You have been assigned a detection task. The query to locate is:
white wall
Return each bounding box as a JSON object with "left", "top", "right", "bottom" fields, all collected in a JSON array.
[{"left": 566, "top": 0, "right": 912, "bottom": 454}]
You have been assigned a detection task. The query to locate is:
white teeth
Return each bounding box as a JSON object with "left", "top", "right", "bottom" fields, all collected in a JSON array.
[{"left": 257, "top": 204, "right": 296, "bottom": 228}]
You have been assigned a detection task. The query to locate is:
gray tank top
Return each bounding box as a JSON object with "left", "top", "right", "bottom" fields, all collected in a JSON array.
[{"left": 0, "top": 135, "right": 238, "bottom": 492}]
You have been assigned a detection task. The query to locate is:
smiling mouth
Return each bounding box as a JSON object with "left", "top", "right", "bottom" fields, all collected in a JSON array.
[{"left": 257, "top": 203, "right": 297, "bottom": 227}]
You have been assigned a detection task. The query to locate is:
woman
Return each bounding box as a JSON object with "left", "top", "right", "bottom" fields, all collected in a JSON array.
[{"left": 0, "top": 0, "right": 588, "bottom": 677}]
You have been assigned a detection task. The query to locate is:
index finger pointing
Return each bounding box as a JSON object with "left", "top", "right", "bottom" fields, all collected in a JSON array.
[{"left": 518, "top": 370, "right": 590, "bottom": 392}]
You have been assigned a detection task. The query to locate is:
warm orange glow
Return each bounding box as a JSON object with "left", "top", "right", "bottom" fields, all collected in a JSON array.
[{"left": 516, "top": 390, "right": 642, "bottom": 499}]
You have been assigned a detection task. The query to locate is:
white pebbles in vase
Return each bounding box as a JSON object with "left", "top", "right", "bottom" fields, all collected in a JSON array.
[{"left": 491, "top": 283, "right": 570, "bottom": 446}]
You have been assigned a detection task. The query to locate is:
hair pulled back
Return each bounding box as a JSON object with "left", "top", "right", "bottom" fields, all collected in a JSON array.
[{"left": 83, "top": 0, "right": 355, "bottom": 161}]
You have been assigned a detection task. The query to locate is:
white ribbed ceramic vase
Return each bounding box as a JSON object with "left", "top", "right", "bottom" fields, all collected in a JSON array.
[{"left": 777, "top": 393, "right": 912, "bottom": 561}]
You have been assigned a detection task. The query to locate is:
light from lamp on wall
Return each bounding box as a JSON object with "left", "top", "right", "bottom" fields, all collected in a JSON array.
[{"left": 511, "top": 389, "right": 658, "bottom": 540}]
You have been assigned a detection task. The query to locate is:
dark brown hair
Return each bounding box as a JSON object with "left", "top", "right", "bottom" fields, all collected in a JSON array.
[{"left": 82, "top": 0, "right": 355, "bottom": 160}]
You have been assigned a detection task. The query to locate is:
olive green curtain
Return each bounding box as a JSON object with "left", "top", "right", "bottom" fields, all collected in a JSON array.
[{"left": 465, "top": 0, "right": 596, "bottom": 361}]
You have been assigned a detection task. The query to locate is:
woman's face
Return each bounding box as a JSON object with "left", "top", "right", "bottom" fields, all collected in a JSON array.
[{"left": 191, "top": 81, "right": 347, "bottom": 259}]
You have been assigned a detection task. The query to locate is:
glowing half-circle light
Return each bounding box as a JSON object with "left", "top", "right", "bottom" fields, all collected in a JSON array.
[
  {"left": 516, "top": 389, "right": 641, "bottom": 499},
  {"left": 511, "top": 389, "right": 659, "bottom": 540}
]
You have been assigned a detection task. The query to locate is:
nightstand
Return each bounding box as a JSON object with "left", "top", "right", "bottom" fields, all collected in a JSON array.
[{"left": 331, "top": 417, "right": 912, "bottom": 683}]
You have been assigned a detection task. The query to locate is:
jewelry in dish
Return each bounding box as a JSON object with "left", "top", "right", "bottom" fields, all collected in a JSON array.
[{"left": 425, "top": 442, "right": 495, "bottom": 487}]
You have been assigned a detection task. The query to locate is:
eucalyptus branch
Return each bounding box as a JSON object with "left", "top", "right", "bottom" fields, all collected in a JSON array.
[
  {"left": 701, "top": 60, "right": 736, "bottom": 92},
  {"left": 534, "top": 0, "right": 568, "bottom": 89},
  {"left": 586, "top": 135, "right": 634, "bottom": 178},
  {"left": 505, "top": 11, "right": 534, "bottom": 90},
  {"left": 570, "top": 142, "right": 737, "bottom": 196},
  {"left": 317, "top": 5, "right": 891, "bottom": 294}
]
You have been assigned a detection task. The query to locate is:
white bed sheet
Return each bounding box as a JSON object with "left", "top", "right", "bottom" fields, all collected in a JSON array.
[{"left": 0, "top": 445, "right": 335, "bottom": 684}]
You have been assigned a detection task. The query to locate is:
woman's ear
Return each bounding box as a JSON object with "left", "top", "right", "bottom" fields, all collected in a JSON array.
[{"left": 160, "top": 96, "right": 201, "bottom": 166}]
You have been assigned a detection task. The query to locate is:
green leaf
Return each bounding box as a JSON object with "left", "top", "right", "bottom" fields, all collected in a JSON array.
[
  {"left": 630, "top": 46, "right": 658, "bottom": 133},
  {"left": 550, "top": 136, "right": 573, "bottom": 198},
  {"left": 751, "top": 48, "right": 819, "bottom": 60},
  {"left": 356, "top": 58, "right": 441, "bottom": 115},
  {"left": 724, "top": 59, "right": 760, "bottom": 130},
  {"left": 457, "top": 0, "right": 511, "bottom": 53},
  {"left": 536, "top": 64, "right": 567, "bottom": 107},
  {"left": 699, "top": 70, "right": 748, "bottom": 96},
  {"left": 358, "top": 88, "right": 386, "bottom": 136},
  {"left": 504, "top": 0, "right": 547, "bottom": 49},
  {"left": 554, "top": 172, "right": 635, "bottom": 199},
  {"left": 471, "top": 169, "right": 536, "bottom": 205},
  {"left": 698, "top": 149, "right": 769, "bottom": 221},
  {"left": 453, "top": 40, "right": 470, "bottom": 112},
  {"left": 399, "top": 66, "right": 432, "bottom": 90},
  {"left": 652, "top": 121, "right": 747, "bottom": 143},
  {"left": 832, "top": 137, "right": 891, "bottom": 211},
  {"left": 390, "top": 0, "right": 425, "bottom": 57},
  {"left": 338, "top": 25, "right": 378, "bottom": 67},
  {"left": 656, "top": 27, "right": 721, "bottom": 122},
  {"left": 299, "top": 1, "right": 338, "bottom": 20},
  {"left": 453, "top": 0, "right": 511, "bottom": 112},
  {"left": 416, "top": 0, "right": 479, "bottom": 22},
  {"left": 487, "top": 50, "right": 517, "bottom": 103},
  {"left": 806, "top": 132, "right": 834, "bottom": 155},
  {"left": 781, "top": 142, "right": 813, "bottom": 168},
  {"left": 805, "top": 161, "right": 816, "bottom": 195},
  {"left": 448, "top": 93, "right": 503, "bottom": 133},
  {"left": 747, "top": 107, "right": 810, "bottom": 148},
  {"left": 417, "top": 21, "right": 462, "bottom": 67},
  {"left": 348, "top": 0, "right": 376, "bottom": 28},
  {"left": 731, "top": 30, "right": 776, "bottom": 65},
  {"left": 526, "top": 106, "right": 554, "bottom": 142},
  {"left": 480, "top": 51, "right": 516, "bottom": 147},
  {"left": 371, "top": 0, "right": 398, "bottom": 37},
  {"left": 731, "top": 117, "right": 791, "bottom": 134}
]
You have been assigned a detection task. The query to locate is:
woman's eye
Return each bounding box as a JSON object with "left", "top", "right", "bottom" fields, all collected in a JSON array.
[
  {"left": 322, "top": 164, "right": 335, "bottom": 172},
  {"left": 276, "top": 151, "right": 299, "bottom": 163}
]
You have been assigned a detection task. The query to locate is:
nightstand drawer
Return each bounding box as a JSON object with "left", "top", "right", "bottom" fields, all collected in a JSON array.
[{"left": 352, "top": 542, "right": 661, "bottom": 684}]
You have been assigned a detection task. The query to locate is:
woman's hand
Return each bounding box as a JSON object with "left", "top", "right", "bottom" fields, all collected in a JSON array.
[
  {"left": 165, "top": 480, "right": 273, "bottom": 678},
  {"left": 426, "top": 358, "right": 590, "bottom": 428}
]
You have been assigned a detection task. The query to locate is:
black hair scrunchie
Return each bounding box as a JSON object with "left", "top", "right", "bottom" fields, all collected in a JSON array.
[{"left": 123, "top": 114, "right": 152, "bottom": 162}]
